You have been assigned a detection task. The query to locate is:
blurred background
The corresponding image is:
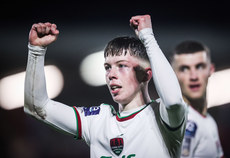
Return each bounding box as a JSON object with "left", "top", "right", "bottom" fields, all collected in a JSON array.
[{"left": 0, "top": 0, "right": 230, "bottom": 157}]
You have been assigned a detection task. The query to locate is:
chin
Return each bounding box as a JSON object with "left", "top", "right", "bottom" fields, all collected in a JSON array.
[
  {"left": 188, "top": 94, "right": 204, "bottom": 100},
  {"left": 113, "top": 97, "right": 128, "bottom": 105},
  {"left": 187, "top": 91, "right": 203, "bottom": 98},
  {"left": 112, "top": 96, "right": 121, "bottom": 103}
]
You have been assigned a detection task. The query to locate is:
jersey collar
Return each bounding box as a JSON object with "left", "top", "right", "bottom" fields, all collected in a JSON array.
[{"left": 116, "top": 100, "right": 154, "bottom": 122}]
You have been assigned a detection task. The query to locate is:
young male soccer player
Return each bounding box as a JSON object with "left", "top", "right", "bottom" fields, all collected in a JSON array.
[
  {"left": 24, "top": 15, "right": 187, "bottom": 157},
  {"left": 170, "top": 40, "right": 224, "bottom": 158}
]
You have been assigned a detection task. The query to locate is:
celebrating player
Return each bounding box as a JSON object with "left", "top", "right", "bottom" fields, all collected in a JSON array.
[
  {"left": 170, "top": 40, "right": 224, "bottom": 158},
  {"left": 24, "top": 15, "right": 187, "bottom": 157}
]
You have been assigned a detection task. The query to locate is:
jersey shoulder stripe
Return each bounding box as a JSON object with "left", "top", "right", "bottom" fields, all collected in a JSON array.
[{"left": 72, "top": 106, "right": 82, "bottom": 139}]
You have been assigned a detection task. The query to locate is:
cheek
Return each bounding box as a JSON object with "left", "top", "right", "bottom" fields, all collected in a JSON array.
[
  {"left": 128, "top": 78, "right": 139, "bottom": 88},
  {"left": 200, "top": 73, "right": 210, "bottom": 84},
  {"left": 177, "top": 74, "right": 189, "bottom": 89},
  {"left": 124, "top": 75, "right": 137, "bottom": 85},
  {"left": 177, "top": 73, "right": 188, "bottom": 83},
  {"left": 122, "top": 71, "right": 139, "bottom": 86},
  {"left": 127, "top": 70, "right": 139, "bottom": 83},
  {"left": 105, "top": 73, "right": 109, "bottom": 83}
]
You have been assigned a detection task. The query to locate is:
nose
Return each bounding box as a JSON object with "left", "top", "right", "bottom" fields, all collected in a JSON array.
[
  {"left": 189, "top": 69, "right": 198, "bottom": 81},
  {"left": 108, "top": 67, "right": 117, "bottom": 80}
]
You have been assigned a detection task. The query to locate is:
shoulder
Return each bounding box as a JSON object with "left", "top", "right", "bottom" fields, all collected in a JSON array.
[
  {"left": 73, "top": 103, "right": 116, "bottom": 117},
  {"left": 206, "top": 113, "right": 219, "bottom": 128},
  {"left": 187, "top": 106, "right": 203, "bottom": 121},
  {"left": 206, "top": 113, "right": 217, "bottom": 122},
  {"left": 186, "top": 107, "right": 211, "bottom": 137},
  {"left": 100, "top": 103, "right": 117, "bottom": 116}
]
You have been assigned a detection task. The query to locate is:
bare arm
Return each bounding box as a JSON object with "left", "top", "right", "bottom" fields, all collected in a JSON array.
[
  {"left": 130, "top": 15, "right": 186, "bottom": 128},
  {"left": 24, "top": 23, "right": 77, "bottom": 136}
]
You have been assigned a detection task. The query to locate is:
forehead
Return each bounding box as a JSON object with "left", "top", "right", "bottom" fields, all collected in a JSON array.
[
  {"left": 104, "top": 53, "right": 139, "bottom": 64},
  {"left": 173, "top": 51, "right": 209, "bottom": 67}
]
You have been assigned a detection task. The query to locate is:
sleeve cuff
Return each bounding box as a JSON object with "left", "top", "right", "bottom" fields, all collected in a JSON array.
[
  {"left": 138, "top": 28, "right": 154, "bottom": 41},
  {"left": 28, "top": 43, "right": 47, "bottom": 56}
]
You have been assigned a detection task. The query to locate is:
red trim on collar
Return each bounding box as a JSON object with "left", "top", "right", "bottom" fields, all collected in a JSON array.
[
  {"left": 116, "top": 104, "right": 149, "bottom": 122},
  {"left": 116, "top": 111, "right": 140, "bottom": 122}
]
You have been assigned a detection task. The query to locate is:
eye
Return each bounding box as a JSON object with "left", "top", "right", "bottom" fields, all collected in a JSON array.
[
  {"left": 179, "top": 66, "right": 189, "bottom": 72},
  {"left": 196, "top": 63, "right": 206, "bottom": 70},
  {"left": 119, "top": 64, "right": 127, "bottom": 68},
  {"left": 104, "top": 64, "right": 111, "bottom": 71}
]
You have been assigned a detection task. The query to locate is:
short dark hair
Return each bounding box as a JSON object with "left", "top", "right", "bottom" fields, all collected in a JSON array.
[
  {"left": 170, "top": 40, "right": 211, "bottom": 63},
  {"left": 104, "top": 36, "right": 149, "bottom": 62}
]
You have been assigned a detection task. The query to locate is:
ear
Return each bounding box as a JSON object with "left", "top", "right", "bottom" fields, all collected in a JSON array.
[
  {"left": 209, "top": 63, "right": 215, "bottom": 76},
  {"left": 134, "top": 66, "right": 152, "bottom": 83},
  {"left": 144, "top": 68, "right": 152, "bottom": 82}
]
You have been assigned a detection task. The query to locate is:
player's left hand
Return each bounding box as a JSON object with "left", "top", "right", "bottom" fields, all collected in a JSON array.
[{"left": 130, "top": 15, "right": 152, "bottom": 36}]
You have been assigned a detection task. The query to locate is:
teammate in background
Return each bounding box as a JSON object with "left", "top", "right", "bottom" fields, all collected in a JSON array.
[
  {"left": 24, "top": 15, "right": 187, "bottom": 157},
  {"left": 170, "top": 41, "right": 224, "bottom": 158}
]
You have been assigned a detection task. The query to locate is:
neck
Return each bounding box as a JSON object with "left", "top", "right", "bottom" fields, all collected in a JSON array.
[
  {"left": 185, "top": 96, "right": 207, "bottom": 116},
  {"left": 119, "top": 87, "right": 151, "bottom": 112}
]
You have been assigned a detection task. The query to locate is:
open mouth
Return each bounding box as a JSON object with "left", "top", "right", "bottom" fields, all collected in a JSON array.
[
  {"left": 189, "top": 84, "right": 201, "bottom": 91},
  {"left": 110, "top": 85, "right": 121, "bottom": 90},
  {"left": 110, "top": 85, "right": 122, "bottom": 94}
]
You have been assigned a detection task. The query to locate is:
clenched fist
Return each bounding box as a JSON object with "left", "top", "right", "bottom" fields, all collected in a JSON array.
[{"left": 29, "top": 22, "right": 59, "bottom": 47}]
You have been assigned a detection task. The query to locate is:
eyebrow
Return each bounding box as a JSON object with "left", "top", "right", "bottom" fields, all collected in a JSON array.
[
  {"left": 179, "top": 65, "right": 189, "bottom": 68},
  {"left": 178, "top": 62, "right": 206, "bottom": 68},
  {"left": 104, "top": 60, "right": 130, "bottom": 66},
  {"left": 196, "top": 62, "right": 207, "bottom": 68}
]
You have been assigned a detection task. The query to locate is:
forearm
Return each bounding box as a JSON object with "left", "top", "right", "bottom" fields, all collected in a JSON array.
[
  {"left": 139, "top": 28, "right": 186, "bottom": 127},
  {"left": 24, "top": 44, "right": 77, "bottom": 135},
  {"left": 24, "top": 44, "right": 49, "bottom": 117},
  {"left": 139, "top": 29, "right": 183, "bottom": 106}
]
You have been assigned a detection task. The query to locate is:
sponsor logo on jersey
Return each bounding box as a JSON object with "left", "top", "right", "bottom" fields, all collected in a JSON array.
[
  {"left": 101, "top": 154, "right": 135, "bottom": 158},
  {"left": 83, "top": 106, "right": 100, "bottom": 116},
  {"left": 185, "top": 120, "right": 197, "bottom": 137},
  {"left": 110, "top": 138, "right": 124, "bottom": 156},
  {"left": 181, "top": 137, "right": 191, "bottom": 156},
  {"left": 182, "top": 120, "right": 197, "bottom": 156}
]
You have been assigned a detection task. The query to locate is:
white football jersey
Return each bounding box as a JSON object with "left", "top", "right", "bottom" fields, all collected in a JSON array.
[
  {"left": 181, "top": 106, "right": 223, "bottom": 158},
  {"left": 24, "top": 27, "right": 187, "bottom": 158},
  {"left": 73, "top": 100, "right": 186, "bottom": 158}
]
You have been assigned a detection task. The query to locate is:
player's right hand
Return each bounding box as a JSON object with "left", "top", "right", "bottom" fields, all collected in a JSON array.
[{"left": 29, "top": 22, "right": 59, "bottom": 47}]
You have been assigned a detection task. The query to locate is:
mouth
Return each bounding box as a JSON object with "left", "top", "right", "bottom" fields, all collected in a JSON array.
[
  {"left": 189, "top": 84, "right": 201, "bottom": 91},
  {"left": 110, "top": 84, "right": 122, "bottom": 94}
]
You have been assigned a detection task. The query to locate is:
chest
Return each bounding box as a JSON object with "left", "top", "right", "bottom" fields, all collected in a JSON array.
[
  {"left": 185, "top": 113, "right": 222, "bottom": 157},
  {"left": 89, "top": 111, "right": 169, "bottom": 157}
]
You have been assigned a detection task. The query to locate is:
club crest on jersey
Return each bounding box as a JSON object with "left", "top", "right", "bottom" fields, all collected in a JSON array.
[
  {"left": 110, "top": 138, "right": 124, "bottom": 156},
  {"left": 185, "top": 120, "right": 197, "bottom": 137},
  {"left": 83, "top": 106, "right": 100, "bottom": 116}
]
